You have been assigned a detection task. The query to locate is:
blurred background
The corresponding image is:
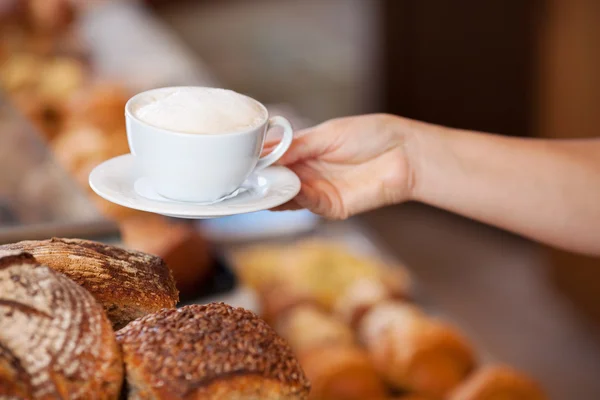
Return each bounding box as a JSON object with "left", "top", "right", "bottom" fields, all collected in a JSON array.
[{"left": 0, "top": 0, "right": 599, "bottom": 399}]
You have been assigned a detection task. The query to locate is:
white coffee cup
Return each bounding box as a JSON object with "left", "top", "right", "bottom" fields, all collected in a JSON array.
[{"left": 125, "top": 87, "right": 294, "bottom": 203}]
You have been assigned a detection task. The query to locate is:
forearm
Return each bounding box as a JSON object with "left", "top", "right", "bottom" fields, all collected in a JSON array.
[{"left": 404, "top": 118, "right": 600, "bottom": 256}]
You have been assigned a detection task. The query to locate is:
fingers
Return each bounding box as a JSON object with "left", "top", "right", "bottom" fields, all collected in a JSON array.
[
  {"left": 270, "top": 199, "right": 303, "bottom": 212},
  {"left": 278, "top": 127, "right": 328, "bottom": 165},
  {"left": 263, "top": 125, "right": 331, "bottom": 165},
  {"left": 276, "top": 163, "right": 348, "bottom": 219}
]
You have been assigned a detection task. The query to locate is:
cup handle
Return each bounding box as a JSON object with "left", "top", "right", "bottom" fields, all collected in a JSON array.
[{"left": 255, "top": 116, "right": 294, "bottom": 170}]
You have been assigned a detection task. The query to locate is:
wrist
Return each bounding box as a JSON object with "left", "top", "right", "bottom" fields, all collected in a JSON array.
[{"left": 395, "top": 117, "right": 444, "bottom": 203}]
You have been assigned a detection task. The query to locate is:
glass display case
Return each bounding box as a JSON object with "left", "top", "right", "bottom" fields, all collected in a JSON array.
[{"left": 0, "top": 95, "right": 117, "bottom": 243}]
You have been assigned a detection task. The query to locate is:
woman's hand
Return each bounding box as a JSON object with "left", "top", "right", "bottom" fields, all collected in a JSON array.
[{"left": 268, "top": 114, "right": 418, "bottom": 219}]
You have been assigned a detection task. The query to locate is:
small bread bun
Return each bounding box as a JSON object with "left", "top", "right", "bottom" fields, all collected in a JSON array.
[
  {"left": 448, "top": 365, "right": 547, "bottom": 400},
  {"left": 275, "top": 305, "right": 355, "bottom": 354},
  {"left": 297, "top": 344, "right": 387, "bottom": 400},
  {"left": 116, "top": 303, "right": 310, "bottom": 400},
  {"left": 359, "top": 301, "right": 475, "bottom": 398},
  {"left": 0, "top": 238, "right": 179, "bottom": 329},
  {"left": 0, "top": 250, "right": 122, "bottom": 399}
]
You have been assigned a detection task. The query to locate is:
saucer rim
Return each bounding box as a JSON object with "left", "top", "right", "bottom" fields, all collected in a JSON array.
[{"left": 88, "top": 154, "right": 300, "bottom": 218}]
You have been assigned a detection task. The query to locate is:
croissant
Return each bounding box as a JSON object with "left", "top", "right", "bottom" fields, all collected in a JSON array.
[
  {"left": 448, "top": 365, "right": 547, "bottom": 400},
  {"left": 275, "top": 304, "right": 356, "bottom": 353},
  {"left": 359, "top": 301, "right": 476, "bottom": 398},
  {"left": 298, "top": 344, "right": 387, "bottom": 400}
]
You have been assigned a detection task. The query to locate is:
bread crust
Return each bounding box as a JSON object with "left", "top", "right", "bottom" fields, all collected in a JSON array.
[
  {"left": 359, "top": 301, "right": 475, "bottom": 398},
  {"left": 448, "top": 365, "right": 547, "bottom": 400},
  {"left": 0, "top": 252, "right": 123, "bottom": 399},
  {"left": 297, "top": 344, "right": 387, "bottom": 400},
  {"left": 0, "top": 238, "right": 179, "bottom": 329},
  {"left": 117, "top": 303, "right": 310, "bottom": 400}
]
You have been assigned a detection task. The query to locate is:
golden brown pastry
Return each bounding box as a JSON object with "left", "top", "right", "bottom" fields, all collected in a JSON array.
[
  {"left": 116, "top": 303, "right": 311, "bottom": 400},
  {"left": 333, "top": 277, "right": 401, "bottom": 329},
  {"left": 258, "top": 282, "right": 318, "bottom": 325},
  {"left": 231, "top": 243, "right": 293, "bottom": 290},
  {"left": 37, "top": 56, "right": 86, "bottom": 103},
  {"left": 359, "top": 301, "right": 476, "bottom": 398},
  {"left": 65, "top": 83, "right": 130, "bottom": 133},
  {"left": 297, "top": 344, "right": 387, "bottom": 400},
  {"left": 119, "top": 214, "right": 214, "bottom": 299},
  {"left": 275, "top": 305, "right": 355, "bottom": 354},
  {"left": 0, "top": 52, "right": 43, "bottom": 93},
  {"left": 233, "top": 240, "right": 412, "bottom": 311},
  {"left": 27, "top": 0, "right": 74, "bottom": 34},
  {"left": 0, "top": 250, "right": 122, "bottom": 399},
  {"left": 0, "top": 237, "right": 179, "bottom": 329},
  {"left": 448, "top": 365, "right": 547, "bottom": 400}
]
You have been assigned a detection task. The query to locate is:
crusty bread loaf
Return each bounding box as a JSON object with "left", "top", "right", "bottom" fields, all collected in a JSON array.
[
  {"left": 297, "top": 344, "right": 387, "bottom": 400},
  {"left": 359, "top": 301, "right": 475, "bottom": 398},
  {"left": 0, "top": 237, "right": 179, "bottom": 329},
  {"left": 448, "top": 365, "right": 547, "bottom": 400},
  {"left": 116, "top": 303, "right": 310, "bottom": 400},
  {"left": 0, "top": 250, "right": 123, "bottom": 399}
]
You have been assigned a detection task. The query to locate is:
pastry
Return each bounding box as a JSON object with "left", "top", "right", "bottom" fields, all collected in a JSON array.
[
  {"left": 257, "top": 282, "right": 317, "bottom": 325},
  {"left": 359, "top": 301, "right": 476, "bottom": 398},
  {"left": 297, "top": 344, "right": 387, "bottom": 400},
  {"left": 0, "top": 250, "right": 122, "bottom": 399},
  {"left": 233, "top": 240, "right": 412, "bottom": 311},
  {"left": 116, "top": 303, "right": 310, "bottom": 400},
  {"left": 231, "top": 243, "right": 293, "bottom": 290},
  {"left": 275, "top": 304, "right": 355, "bottom": 353},
  {"left": 448, "top": 365, "right": 547, "bottom": 400},
  {"left": 0, "top": 237, "right": 179, "bottom": 329},
  {"left": 333, "top": 277, "right": 398, "bottom": 329},
  {"left": 119, "top": 214, "right": 214, "bottom": 299}
]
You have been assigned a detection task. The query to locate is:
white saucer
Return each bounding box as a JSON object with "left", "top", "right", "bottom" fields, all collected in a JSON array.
[{"left": 88, "top": 154, "right": 300, "bottom": 219}]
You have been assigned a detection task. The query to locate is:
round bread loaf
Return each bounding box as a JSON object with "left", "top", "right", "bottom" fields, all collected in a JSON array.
[
  {"left": 0, "top": 250, "right": 123, "bottom": 399},
  {"left": 0, "top": 237, "right": 179, "bottom": 329},
  {"left": 116, "top": 302, "right": 310, "bottom": 400}
]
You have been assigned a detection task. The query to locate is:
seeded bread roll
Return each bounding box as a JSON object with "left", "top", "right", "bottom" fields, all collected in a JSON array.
[
  {"left": 0, "top": 250, "right": 123, "bottom": 399},
  {"left": 116, "top": 303, "right": 310, "bottom": 400},
  {"left": 0, "top": 237, "right": 178, "bottom": 329},
  {"left": 448, "top": 365, "right": 547, "bottom": 400},
  {"left": 359, "top": 301, "right": 476, "bottom": 398}
]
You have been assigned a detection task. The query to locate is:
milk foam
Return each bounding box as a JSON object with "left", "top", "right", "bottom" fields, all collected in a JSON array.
[{"left": 133, "top": 88, "right": 266, "bottom": 134}]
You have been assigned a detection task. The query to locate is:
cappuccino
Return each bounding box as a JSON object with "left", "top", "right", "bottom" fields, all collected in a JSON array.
[{"left": 133, "top": 87, "right": 266, "bottom": 134}]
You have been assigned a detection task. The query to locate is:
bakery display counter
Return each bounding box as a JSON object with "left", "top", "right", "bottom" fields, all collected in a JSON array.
[{"left": 0, "top": 1, "right": 554, "bottom": 399}]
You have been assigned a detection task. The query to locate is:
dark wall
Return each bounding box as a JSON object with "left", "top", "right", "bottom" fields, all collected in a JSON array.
[{"left": 380, "top": 0, "right": 542, "bottom": 137}]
